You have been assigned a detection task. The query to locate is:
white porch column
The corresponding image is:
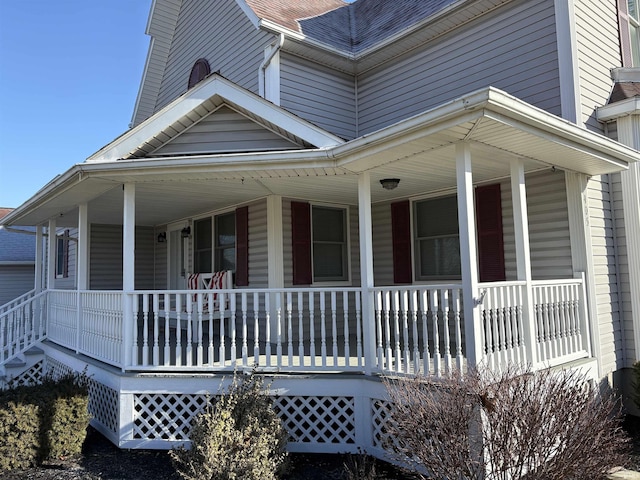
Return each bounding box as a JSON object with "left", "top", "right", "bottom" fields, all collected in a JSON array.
[
  {"left": 455, "top": 142, "right": 482, "bottom": 368},
  {"left": 47, "top": 218, "right": 57, "bottom": 289},
  {"left": 267, "top": 195, "right": 285, "bottom": 344},
  {"left": 358, "top": 171, "right": 376, "bottom": 376},
  {"left": 122, "top": 184, "right": 136, "bottom": 370},
  {"left": 34, "top": 224, "right": 44, "bottom": 292},
  {"left": 566, "top": 172, "right": 599, "bottom": 367},
  {"left": 510, "top": 159, "right": 537, "bottom": 366},
  {"left": 77, "top": 203, "right": 89, "bottom": 290}
]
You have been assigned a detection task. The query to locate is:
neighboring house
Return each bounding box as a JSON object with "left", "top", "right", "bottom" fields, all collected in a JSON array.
[
  {"left": 1, "top": 0, "right": 639, "bottom": 455},
  {"left": 0, "top": 209, "right": 35, "bottom": 306}
]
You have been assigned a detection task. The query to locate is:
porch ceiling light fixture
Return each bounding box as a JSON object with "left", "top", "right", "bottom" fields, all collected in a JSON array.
[
  {"left": 181, "top": 226, "right": 191, "bottom": 238},
  {"left": 157, "top": 232, "right": 166, "bottom": 243},
  {"left": 380, "top": 178, "right": 400, "bottom": 190}
]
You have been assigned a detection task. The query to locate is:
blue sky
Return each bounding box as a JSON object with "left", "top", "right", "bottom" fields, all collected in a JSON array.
[{"left": 0, "top": 0, "right": 152, "bottom": 208}]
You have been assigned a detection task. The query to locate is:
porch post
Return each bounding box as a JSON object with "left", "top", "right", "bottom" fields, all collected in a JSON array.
[
  {"left": 455, "top": 142, "right": 482, "bottom": 368},
  {"left": 47, "top": 218, "right": 57, "bottom": 289},
  {"left": 358, "top": 171, "right": 376, "bottom": 375},
  {"left": 77, "top": 203, "right": 89, "bottom": 290},
  {"left": 510, "top": 159, "right": 537, "bottom": 367},
  {"left": 122, "top": 184, "right": 136, "bottom": 370},
  {"left": 267, "top": 195, "right": 284, "bottom": 345},
  {"left": 76, "top": 203, "right": 89, "bottom": 354},
  {"left": 34, "top": 224, "right": 44, "bottom": 292}
]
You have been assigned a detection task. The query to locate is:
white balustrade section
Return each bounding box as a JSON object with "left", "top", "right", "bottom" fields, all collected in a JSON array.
[
  {"left": 373, "top": 285, "right": 464, "bottom": 377},
  {"left": 0, "top": 289, "right": 37, "bottom": 315},
  {"left": 127, "top": 288, "right": 363, "bottom": 372},
  {"left": 47, "top": 290, "right": 78, "bottom": 350},
  {"left": 532, "top": 277, "right": 590, "bottom": 366},
  {"left": 77, "top": 292, "right": 123, "bottom": 367},
  {"left": 0, "top": 291, "right": 47, "bottom": 363}
]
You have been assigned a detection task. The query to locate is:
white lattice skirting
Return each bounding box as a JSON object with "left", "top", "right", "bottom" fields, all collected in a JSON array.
[{"left": 41, "top": 345, "right": 391, "bottom": 455}]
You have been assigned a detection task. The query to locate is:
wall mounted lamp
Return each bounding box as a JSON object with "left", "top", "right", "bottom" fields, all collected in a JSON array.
[
  {"left": 157, "top": 232, "right": 166, "bottom": 243},
  {"left": 181, "top": 226, "right": 191, "bottom": 238},
  {"left": 380, "top": 178, "right": 400, "bottom": 190}
]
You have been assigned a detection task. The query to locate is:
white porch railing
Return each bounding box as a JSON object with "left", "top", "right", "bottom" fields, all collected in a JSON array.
[
  {"left": 3, "top": 276, "right": 592, "bottom": 377},
  {"left": 0, "top": 289, "right": 37, "bottom": 315},
  {"left": 0, "top": 291, "right": 47, "bottom": 363}
]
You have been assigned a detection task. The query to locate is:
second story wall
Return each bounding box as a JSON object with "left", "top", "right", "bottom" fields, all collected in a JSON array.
[
  {"left": 155, "top": 0, "right": 274, "bottom": 113},
  {"left": 357, "top": 0, "right": 561, "bottom": 135}
]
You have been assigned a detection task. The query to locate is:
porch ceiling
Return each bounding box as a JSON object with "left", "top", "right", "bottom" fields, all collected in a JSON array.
[{"left": 3, "top": 87, "right": 637, "bottom": 228}]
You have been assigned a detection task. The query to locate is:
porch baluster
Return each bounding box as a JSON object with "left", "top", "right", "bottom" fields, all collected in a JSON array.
[
  {"left": 142, "top": 294, "right": 149, "bottom": 366},
  {"left": 355, "top": 293, "right": 362, "bottom": 368},
  {"left": 229, "top": 293, "right": 237, "bottom": 366},
  {"left": 175, "top": 294, "right": 182, "bottom": 366},
  {"left": 131, "top": 294, "right": 139, "bottom": 367},
  {"left": 331, "top": 291, "right": 338, "bottom": 366},
  {"left": 163, "top": 293, "right": 170, "bottom": 367},
  {"left": 196, "top": 293, "right": 204, "bottom": 366},
  {"left": 208, "top": 292, "right": 214, "bottom": 366},
  {"left": 374, "top": 291, "right": 383, "bottom": 369},
  {"left": 343, "top": 292, "right": 350, "bottom": 367},
  {"left": 242, "top": 293, "right": 248, "bottom": 367},
  {"left": 442, "top": 289, "right": 452, "bottom": 374},
  {"left": 276, "top": 292, "right": 282, "bottom": 368},
  {"left": 401, "top": 290, "right": 410, "bottom": 374},
  {"left": 308, "top": 292, "right": 315, "bottom": 367},
  {"left": 420, "top": 290, "right": 430, "bottom": 375},
  {"left": 152, "top": 294, "right": 160, "bottom": 366},
  {"left": 219, "top": 293, "right": 226, "bottom": 368},
  {"left": 253, "top": 292, "right": 260, "bottom": 366},
  {"left": 384, "top": 290, "right": 392, "bottom": 372},
  {"left": 265, "top": 294, "right": 271, "bottom": 366},
  {"left": 320, "top": 292, "right": 327, "bottom": 367},
  {"left": 497, "top": 287, "right": 506, "bottom": 368},
  {"left": 453, "top": 289, "right": 463, "bottom": 373},
  {"left": 185, "top": 295, "right": 193, "bottom": 367},
  {"left": 287, "top": 292, "right": 293, "bottom": 367},
  {"left": 298, "top": 292, "right": 305, "bottom": 367},
  {"left": 393, "top": 290, "right": 401, "bottom": 373},
  {"left": 430, "top": 290, "right": 440, "bottom": 377},
  {"left": 411, "top": 290, "right": 419, "bottom": 375}
]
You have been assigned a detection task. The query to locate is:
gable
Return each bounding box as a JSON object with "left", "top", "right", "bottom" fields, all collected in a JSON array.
[{"left": 151, "top": 105, "right": 306, "bottom": 156}]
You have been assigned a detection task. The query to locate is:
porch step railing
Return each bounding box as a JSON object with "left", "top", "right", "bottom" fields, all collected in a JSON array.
[{"left": 0, "top": 291, "right": 47, "bottom": 365}]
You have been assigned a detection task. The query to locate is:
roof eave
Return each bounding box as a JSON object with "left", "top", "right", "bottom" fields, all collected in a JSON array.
[{"left": 597, "top": 97, "right": 640, "bottom": 122}]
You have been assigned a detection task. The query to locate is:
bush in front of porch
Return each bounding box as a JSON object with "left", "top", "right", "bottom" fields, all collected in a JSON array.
[
  {"left": 0, "top": 372, "right": 90, "bottom": 471},
  {"left": 384, "top": 367, "right": 630, "bottom": 480},
  {"left": 170, "top": 372, "right": 288, "bottom": 480}
]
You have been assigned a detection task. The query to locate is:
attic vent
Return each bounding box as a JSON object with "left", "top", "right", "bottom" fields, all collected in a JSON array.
[{"left": 188, "top": 58, "right": 211, "bottom": 89}]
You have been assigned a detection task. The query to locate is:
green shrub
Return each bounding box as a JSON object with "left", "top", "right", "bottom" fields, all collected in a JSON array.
[
  {"left": 0, "top": 372, "right": 90, "bottom": 470},
  {"left": 170, "top": 372, "right": 288, "bottom": 480}
]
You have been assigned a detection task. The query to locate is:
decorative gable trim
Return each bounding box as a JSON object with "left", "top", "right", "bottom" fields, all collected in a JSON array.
[{"left": 89, "top": 74, "right": 344, "bottom": 163}]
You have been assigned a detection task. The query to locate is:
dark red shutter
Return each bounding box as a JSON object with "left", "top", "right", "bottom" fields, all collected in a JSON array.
[
  {"left": 235, "top": 206, "right": 249, "bottom": 286},
  {"left": 391, "top": 200, "right": 412, "bottom": 284},
  {"left": 291, "top": 201, "right": 312, "bottom": 285},
  {"left": 475, "top": 184, "right": 506, "bottom": 282},
  {"left": 618, "top": 0, "right": 633, "bottom": 67}
]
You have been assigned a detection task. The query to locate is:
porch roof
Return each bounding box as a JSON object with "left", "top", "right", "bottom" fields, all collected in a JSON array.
[{"left": 3, "top": 87, "right": 638, "bottom": 228}]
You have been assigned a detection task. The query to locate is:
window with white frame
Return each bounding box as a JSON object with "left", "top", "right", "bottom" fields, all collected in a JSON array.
[
  {"left": 413, "top": 196, "right": 461, "bottom": 280},
  {"left": 193, "top": 213, "right": 237, "bottom": 273},
  {"left": 56, "top": 229, "right": 69, "bottom": 278},
  {"left": 630, "top": 0, "right": 640, "bottom": 65},
  {"left": 312, "top": 205, "right": 348, "bottom": 282},
  {"left": 193, "top": 217, "right": 212, "bottom": 273}
]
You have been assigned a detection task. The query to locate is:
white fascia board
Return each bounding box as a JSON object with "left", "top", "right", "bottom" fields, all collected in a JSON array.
[
  {"left": 89, "top": 74, "right": 344, "bottom": 163},
  {"left": 234, "top": 0, "right": 261, "bottom": 29},
  {"left": 597, "top": 97, "right": 640, "bottom": 122}
]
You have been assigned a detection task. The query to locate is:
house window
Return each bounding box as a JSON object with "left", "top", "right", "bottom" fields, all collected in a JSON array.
[
  {"left": 188, "top": 58, "right": 211, "bottom": 89},
  {"left": 215, "top": 212, "right": 236, "bottom": 271},
  {"left": 56, "top": 229, "right": 69, "bottom": 278},
  {"left": 312, "top": 206, "right": 348, "bottom": 282},
  {"left": 193, "top": 218, "right": 212, "bottom": 273},
  {"left": 630, "top": 0, "right": 640, "bottom": 65},
  {"left": 414, "top": 196, "right": 461, "bottom": 280},
  {"left": 291, "top": 202, "right": 349, "bottom": 284}
]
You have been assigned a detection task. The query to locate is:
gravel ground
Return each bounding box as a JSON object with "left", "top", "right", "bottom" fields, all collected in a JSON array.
[{"left": 1, "top": 418, "right": 638, "bottom": 480}]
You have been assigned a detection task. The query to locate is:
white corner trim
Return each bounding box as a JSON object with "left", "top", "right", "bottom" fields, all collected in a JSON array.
[{"left": 554, "top": 0, "right": 581, "bottom": 124}]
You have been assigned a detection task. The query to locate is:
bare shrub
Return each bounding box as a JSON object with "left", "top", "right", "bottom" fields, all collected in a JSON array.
[
  {"left": 384, "top": 366, "right": 630, "bottom": 479},
  {"left": 169, "top": 372, "right": 288, "bottom": 480}
]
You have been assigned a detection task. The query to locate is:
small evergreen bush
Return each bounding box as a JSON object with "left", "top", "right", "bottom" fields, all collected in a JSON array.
[
  {"left": 0, "top": 371, "right": 90, "bottom": 471},
  {"left": 170, "top": 372, "right": 288, "bottom": 480}
]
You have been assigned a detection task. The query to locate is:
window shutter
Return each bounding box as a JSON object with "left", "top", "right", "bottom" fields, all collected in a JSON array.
[
  {"left": 391, "top": 200, "right": 412, "bottom": 284},
  {"left": 291, "top": 201, "right": 312, "bottom": 285},
  {"left": 475, "top": 184, "right": 506, "bottom": 282},
  {"left": 235, "top": 206, "right": 249, "bottom": 286},
  {"left": 618, "top": 0, "right": 633, "bottom": 66}
]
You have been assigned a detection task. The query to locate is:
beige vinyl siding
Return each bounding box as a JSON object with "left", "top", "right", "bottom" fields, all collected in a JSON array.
[
  {"left": 248, "top": 199, "right": 268, "bottom": 288},
  {"left": 372, "top": 202, "right": 393, "bottom": 286},
  {"left": 152, "top": 106, "right": 301, "bottom": 156},
  {"left": 155, "top": 0, "right": 273, "bottom": 113},
  {"left": 587, "top": 175, "right": 624, "bottom": 374},
  {"left": 574, "top": 0, "right": 621, "bottom": 132},
  {"left": 90, "top": 225, "right": 155, "bottom": 290},
  {"left": 280, "top": 54, "right": 357, "bottom": 140},
  {"left": 357, "top": 0, "right": 561, "bottom": 134},
  {"left": 0, "top": 265, "right": 34, "bottom": 305},
  {"left": 610, "top": 172, "right": 635, "bottom": 363}
]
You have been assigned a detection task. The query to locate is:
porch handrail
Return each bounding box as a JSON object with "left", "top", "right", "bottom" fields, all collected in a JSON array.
[
  {"left": 0, "top": 289, "right": 37, "bottom": 315},
  {"left": 0, "top": 290, "right": 48, "bottom": 365}
]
